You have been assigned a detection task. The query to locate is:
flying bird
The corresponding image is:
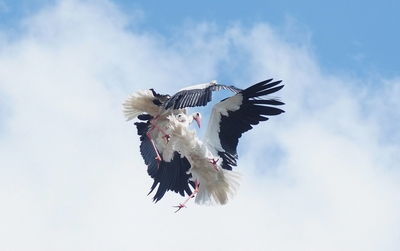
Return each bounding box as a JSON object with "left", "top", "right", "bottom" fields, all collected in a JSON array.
[{"left": 123, "top": 79, "right": 284, "bottom": 211}]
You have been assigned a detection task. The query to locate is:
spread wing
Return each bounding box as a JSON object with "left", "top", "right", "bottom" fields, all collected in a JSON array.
[
  {"left": 204, "top": 79, "right": 285, "bottom": 170},
  {"left": 163, "top": 81, "right": 242, "bottom": 110},
  {"left": 123, "top": 89, "right": 168, "bottom": 121},
  {"left": 134, "top": 114, "right": 195, "bottom": 202}
]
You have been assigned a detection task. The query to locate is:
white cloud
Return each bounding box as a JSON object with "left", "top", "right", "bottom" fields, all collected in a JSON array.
[{"left": 0, "top": 0, "right": 399, "bottom": 250}]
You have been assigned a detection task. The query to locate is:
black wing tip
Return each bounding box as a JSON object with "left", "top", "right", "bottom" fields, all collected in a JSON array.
[
  {"left": 217, "top": 151, "right": 238, "bottom": 171},
  {"left": 243, "top": 79, "right": 284, "bottom": 99},
  {"left": 216, "top": 78, "right": 285, "bottom": 158}
]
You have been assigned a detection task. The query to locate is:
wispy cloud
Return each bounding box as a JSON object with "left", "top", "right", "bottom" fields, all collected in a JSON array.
[{"left": 0, "top": 0, "right": 399, "bottom": 250}]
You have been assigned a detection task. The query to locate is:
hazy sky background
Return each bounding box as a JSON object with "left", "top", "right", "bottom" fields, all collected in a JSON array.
[{"left": 0, "top": 0, "right": 399, "bottom": 250}]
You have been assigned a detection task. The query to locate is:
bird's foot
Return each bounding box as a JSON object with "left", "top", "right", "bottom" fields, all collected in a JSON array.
[
  {"left": 173, "top": 181, "right": 199, "bottom": 213},
  {"left": 209, "top": 158, "right": 219, "bottom": 165},
  {"left": 173, "top": 203, "right": 186, "bottom": 213},
  {"left": 209, "top": 158, "right": 220, "bottom": 171}
]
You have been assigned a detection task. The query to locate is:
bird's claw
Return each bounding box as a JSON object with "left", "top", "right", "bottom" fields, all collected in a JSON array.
[
  {"left": 173, "top": 180, "right": 199, "bottom": 213},
  {"left": 209, "top": 158, "right": 220, "bottom": 171},
  {"left": 209, "top": 158, "right": 219, "bottom": 165},
  {"left": 173, "top": 203, "right": 186, "bottom": 213}
]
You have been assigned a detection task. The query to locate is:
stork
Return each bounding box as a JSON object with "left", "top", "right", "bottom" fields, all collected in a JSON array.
[{"left": 123, "top": 79, "right": 284, "bottom": 211}]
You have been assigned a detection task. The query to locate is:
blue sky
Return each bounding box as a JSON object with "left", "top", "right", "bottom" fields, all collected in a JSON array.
[
  {"left": 1, "top": 0, "right": 399, "bottom": 78},
  {"left": 0, "top": 1, "right": 400, "bottom": 250},
  {"left": 130, "top": 0, "right": 399, "bottom": 77}
]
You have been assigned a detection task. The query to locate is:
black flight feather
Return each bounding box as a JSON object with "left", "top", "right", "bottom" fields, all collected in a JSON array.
[
  {"left": 163, "top": 83, "right": 242, "bottom": 110},
  {"left": 216, "top": 79, "right": 285, "bottom": 170},
  {"left": 134, "top": 116, "right": 194, "bottom": 202}
]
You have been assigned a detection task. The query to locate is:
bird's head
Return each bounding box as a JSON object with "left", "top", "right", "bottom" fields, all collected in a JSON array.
[
  {"left": 176, "top": 113, "right": 186, "bottom": 123},
  {"left": 175, "top": 112, "right": 201, "bottom": 128},
  {"left": 192, "top": 112, "right": 201, "bottom": 128}
]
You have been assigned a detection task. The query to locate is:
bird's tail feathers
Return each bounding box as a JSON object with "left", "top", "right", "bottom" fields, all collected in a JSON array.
[{"left": 193, "top": 168, "right": 241, "bottom": 205}]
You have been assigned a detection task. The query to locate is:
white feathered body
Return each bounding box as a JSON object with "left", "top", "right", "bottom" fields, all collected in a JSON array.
[{"left": 167, "top": 115, "right": 240, "bottom": 205}]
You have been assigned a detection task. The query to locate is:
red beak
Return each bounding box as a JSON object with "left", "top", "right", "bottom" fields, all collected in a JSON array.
[{"left": 194, "top": 116, "right": 201, "bottom": 128}]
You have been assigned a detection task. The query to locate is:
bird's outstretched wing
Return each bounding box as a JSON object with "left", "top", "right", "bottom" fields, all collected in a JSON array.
[
  {"left": 204, "top": 79, "right": 285, "bottom": 170},
  {"left": 163, "top": 81, "right": 242, "bottom": 110},
  {"left": 123, "top": 89, "right": 167, "bottom": 121},
  {"left": 134, "top": 114, "right": 195, "bottom": 202}
]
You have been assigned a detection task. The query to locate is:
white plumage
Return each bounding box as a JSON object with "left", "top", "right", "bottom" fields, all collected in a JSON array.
[
  {"left": 167, "top": 113, "right": 240, "bottom": 204},
  {"left": 123, "top": 89, "right": 161, "bottom": 120}
]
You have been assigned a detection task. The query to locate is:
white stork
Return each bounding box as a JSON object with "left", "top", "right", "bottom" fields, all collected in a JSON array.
[{"left": 123, "top": 79, "right": 284, "bottom": 211}]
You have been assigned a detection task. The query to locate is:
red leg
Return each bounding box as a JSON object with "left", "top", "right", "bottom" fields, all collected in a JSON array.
[
  {"left": 150, "top": 117, "right": 171, "bottom": 144},
  {"left": 174, "top": 180, "right": 199, "bottom": 213},
  {"left": 146, "top": 129, "right": 162, "bottom": 164},
  {"left": 145, "top": 116, "right": 174, "bottom": 166}
]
